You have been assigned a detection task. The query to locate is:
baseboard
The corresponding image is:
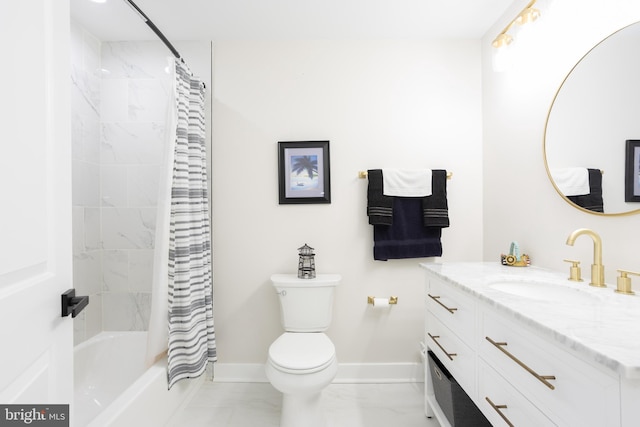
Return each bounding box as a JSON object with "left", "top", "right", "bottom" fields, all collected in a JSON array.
[
  {"left": 335, "top": 363, "right": 424, "bottom": 383},
  {"left": 213, "top": 362, "right": 424, "bottom": 384}
]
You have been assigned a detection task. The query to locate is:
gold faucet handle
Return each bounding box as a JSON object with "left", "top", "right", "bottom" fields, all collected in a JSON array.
[
  {"left": 563, "top": 259, "right": 583, "bottom": 282},
  {"left": 615, "top": 269, "right": 640, "bottom": 295}
]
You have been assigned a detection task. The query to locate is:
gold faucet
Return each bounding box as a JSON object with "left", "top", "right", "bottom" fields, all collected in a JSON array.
[{"left": 566, "top": 228, "right": 606, "bottom": 287}]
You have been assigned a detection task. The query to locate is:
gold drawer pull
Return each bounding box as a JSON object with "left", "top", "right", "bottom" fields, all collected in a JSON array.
[
  {"left": 428, "top": 294, "right": 458, "bottom": 314},
  {"left": 485, "top": 397, "right": 514, "bottom": 427},
  {"left": 486, "top": 336, "right": 556, "bottom": 390},
  {"left": 428, "top": 333, "right": 457, "bottom": 361}
]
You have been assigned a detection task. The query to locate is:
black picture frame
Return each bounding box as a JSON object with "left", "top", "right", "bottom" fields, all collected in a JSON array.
[
  {"left": 625, "top": 140, "right": 640, "bottom": 202},
  {"left": 278, "top": 141, "right": 331, "bottom": 204}
]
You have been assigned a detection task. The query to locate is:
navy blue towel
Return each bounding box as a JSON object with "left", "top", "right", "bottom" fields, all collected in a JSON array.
[{"left": 373, "top": 197, "right": 443, "bottom": 261}]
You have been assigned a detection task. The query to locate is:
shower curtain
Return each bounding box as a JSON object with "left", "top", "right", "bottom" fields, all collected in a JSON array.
[{"left": 145, "top": 58, "right": 216, "bottom": 389}]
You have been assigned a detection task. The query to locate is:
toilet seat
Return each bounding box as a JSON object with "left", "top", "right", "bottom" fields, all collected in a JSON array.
[{"left": 268, "top": 333, "right": 336, "bottom": 374}]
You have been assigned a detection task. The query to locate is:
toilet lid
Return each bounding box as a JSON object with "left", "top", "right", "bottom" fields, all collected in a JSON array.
[{"left": 268, "top": 333, "right": 335, "bottom": 372}]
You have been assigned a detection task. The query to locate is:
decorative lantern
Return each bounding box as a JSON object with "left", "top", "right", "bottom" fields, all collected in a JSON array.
[{"left": 297, "top": 244, "right": 316, "bottom": 279}]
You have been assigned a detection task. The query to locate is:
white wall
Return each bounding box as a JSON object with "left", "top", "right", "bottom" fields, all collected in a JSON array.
[
  {"left": 483, "top": 1, "right": 640, "bottom": 280},
  {"left": 211, "top": 40, "right": 484, "bottom": 364}
]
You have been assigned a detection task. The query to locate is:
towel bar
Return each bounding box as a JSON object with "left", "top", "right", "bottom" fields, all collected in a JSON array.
[{"left": 358, "top": 171, "right": 452, "bottom": 179}]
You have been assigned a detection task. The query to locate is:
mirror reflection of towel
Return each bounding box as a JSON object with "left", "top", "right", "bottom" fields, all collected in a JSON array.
[
  {"left": 567, "top": 169, "right": 603, "bottom": 213},
  {"left": 551, "top": 167, "right": 590, "bottom": 196}
]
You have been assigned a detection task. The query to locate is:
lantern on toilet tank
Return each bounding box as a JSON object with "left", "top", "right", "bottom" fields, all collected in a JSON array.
[{"left": 297, "top": 244, "right": 316, "bottom": 279}]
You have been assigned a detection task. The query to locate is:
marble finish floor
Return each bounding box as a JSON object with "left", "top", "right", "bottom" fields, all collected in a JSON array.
[{"left": 168, "top": 382, "right": 440, "bottom": 427}]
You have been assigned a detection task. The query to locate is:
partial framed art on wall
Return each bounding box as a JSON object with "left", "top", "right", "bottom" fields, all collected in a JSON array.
[
  {"left": 625, "top": 139, "right": 640, "bottom": 202},
  {"left": 278, "top": 140, "right": 331, "bottom": 204}
]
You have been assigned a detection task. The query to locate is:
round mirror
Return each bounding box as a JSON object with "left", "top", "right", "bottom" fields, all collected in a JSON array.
[{"left": 544, "top": 21, "right": 640, "bottom": 216}]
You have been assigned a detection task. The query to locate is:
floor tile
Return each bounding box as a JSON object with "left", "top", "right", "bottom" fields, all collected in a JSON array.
[{"left": 168, "top": 382, "right": 440, "bottom": 427}]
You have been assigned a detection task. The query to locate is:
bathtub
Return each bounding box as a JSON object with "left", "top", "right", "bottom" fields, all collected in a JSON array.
[{"left": 74, "top": 331, "right": 202, "bottom": 426}]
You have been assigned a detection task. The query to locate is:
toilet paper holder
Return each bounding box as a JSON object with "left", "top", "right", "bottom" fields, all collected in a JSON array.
[{"left": 367, "top": 296, "right": 398, "bottom": 305}]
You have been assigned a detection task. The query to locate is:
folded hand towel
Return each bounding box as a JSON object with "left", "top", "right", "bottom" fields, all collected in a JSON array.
[
  {"left": 367, "top": 169, "right": 393, "bottom": 225},
  {"left": 422, "top": 169, "right": 449, "bottom": 228},
  {"left": 567, "top": 168, "right": 604, "bottom": 213},
  {"left": 382, "top": 169, "right": 432, "bottom": 197},
  {"left": 551, "top": 167, "right": 590, "bottom": 196}
]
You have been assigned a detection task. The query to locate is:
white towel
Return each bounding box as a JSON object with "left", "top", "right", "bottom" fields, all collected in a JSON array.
[
  {"left": 382, "top": 169, "right": 432, "bottom": 197},
  {"left": 551, "top": 168, "right": 590, "bottom": 196}
]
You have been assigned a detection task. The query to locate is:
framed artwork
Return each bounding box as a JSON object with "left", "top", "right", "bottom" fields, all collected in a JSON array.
[
  {"left": 278, "top": 140, "right": 331, "bottom": 204},
  {"left": 625, "top": 139, "right": 640, "bottom": 202}
]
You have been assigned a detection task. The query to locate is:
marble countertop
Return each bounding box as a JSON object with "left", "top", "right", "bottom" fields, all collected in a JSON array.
[{"left": 420, "top": 261, "right": 640, "bottom": 380}]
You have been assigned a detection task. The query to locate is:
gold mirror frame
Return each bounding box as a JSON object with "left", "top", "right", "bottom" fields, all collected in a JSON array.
[{"left": 543, "top": 21, "right": 640, "bottom": 217}]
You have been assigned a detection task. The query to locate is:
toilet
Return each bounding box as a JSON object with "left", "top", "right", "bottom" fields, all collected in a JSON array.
[{"left": 265, "top": 273, "right": 341, "bottom": 427}]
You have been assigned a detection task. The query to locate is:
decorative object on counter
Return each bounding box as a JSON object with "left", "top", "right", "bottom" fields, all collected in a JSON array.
[
  {"left": 366, "top": 168, "right": 450, "bottom": 261},
  {"left": 563, "top": 259, "right": 583, "bottom": 282},
  {"left": 278, "top": 140, "right": 331, "bottom": 204},
  {"left": 367, "top": 296, "right": 398, "bottom": 306},
  {"left": 500, "top": 241, "right": 531, "bottom": 267},
  {"left": 615, "top": 269, "right": 640, "bottom": 295},
  {"left": 297, "top": 243, "right": 316, "bottom": 279}
]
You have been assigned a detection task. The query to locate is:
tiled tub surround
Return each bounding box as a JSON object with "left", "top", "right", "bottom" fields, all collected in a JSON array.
[
  {"left": 71, "top": 20, "right": 172, "bottom": 342},
  {"left": 99, "top": 41, "right": 171, "bottom": 333},
  {"left": 71, "top": 21, "right": 103, "bottom": 343},
  {"left": 421, "top": 262, "right": 640, "bottom": 426}
]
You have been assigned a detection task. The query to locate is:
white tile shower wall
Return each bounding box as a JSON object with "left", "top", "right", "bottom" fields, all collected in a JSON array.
[
  {"left": 71, "top": 23, "right": 171, "bottom": 340},
  {"left": 99, "top": 41, "right": 170, "bottom": 332},
  {"left": 70, "top": 20, "right": 103, "bottom": 345}
]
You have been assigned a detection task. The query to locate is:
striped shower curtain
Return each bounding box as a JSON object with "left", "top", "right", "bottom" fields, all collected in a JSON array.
[{"left": 167, "top": 59, "right": 216, "bottom": 389}]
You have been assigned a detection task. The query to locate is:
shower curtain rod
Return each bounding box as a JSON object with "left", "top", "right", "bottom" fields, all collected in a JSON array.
[{"left": 123, "top": 0, "right": 181, "bottom": 59}]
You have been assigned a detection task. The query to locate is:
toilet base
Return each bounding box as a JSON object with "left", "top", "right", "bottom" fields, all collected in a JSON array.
[
  {"left": 265, "top": 333, "right": 338, "bottom": 427},
  {"left": 280, "top": 391, "right": 326, "bottom": 427}
]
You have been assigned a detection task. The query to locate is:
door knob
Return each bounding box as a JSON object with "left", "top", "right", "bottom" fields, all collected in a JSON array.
[{"left": 61, "top": 289, "right": 89, "bottom": 318}]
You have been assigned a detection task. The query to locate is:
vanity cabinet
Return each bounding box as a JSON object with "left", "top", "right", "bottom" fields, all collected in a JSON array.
[
  {"left": 424, "top": 265, "right": 623, "bottom": 427},
  {"left": 479, "top": 309, "right": 619, "bottom": 426},
  {"left": 425, "top": 279, "right": 477, "bottom": 396}
]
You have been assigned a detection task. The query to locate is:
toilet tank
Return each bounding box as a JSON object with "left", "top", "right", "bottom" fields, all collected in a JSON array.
[{"left": 270, "top": 274, "right": 341, "bottom": 332}]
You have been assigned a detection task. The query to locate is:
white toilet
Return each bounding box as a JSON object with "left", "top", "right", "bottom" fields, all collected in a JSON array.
[{"left": 265, "top": 273, "right": 341, "bottom": 427}]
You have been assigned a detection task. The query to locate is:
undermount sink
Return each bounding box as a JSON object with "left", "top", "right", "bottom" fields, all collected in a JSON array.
[{"left": 489, "top": 280, "right": 598, "bottom": 303}]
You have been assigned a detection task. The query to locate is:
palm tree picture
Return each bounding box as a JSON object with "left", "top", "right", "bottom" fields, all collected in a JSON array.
[
  {"left": 290, "top": 155, "right": 319, "bottom": 190},
  {"left": 278, "top": 141, "right": 330, "bottom": 204}
]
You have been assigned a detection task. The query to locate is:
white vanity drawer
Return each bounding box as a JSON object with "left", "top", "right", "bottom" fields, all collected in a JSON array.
[
  {"left": 478, "top": 359, "right": 556, "bottom": 427},
  {"left": 426, "top": 278, "right": 476, "bottom": 344},
  {"left": 480, "top": 309, "right": 619, "bottom": 427},
  {"left": 426, "top": 311, "right": 475, "bottom": 395}
]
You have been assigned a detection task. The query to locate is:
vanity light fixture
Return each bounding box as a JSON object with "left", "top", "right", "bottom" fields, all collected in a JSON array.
[{"left": 492, "top": 0, "right": 541, "bottom": 48}]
